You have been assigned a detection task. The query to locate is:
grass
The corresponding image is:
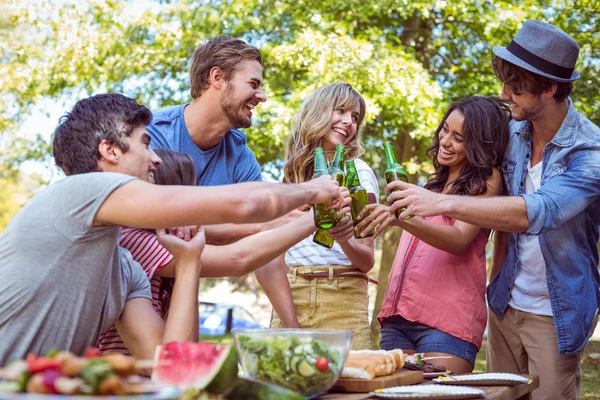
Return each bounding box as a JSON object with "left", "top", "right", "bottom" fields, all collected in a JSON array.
[{"left": 474, "top": 339, "right": 600, "bottom": 399}]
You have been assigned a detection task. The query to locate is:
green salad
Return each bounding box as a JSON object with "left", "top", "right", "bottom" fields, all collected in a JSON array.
[{"left": 237, "top": 335, "right": 340, "bottom": 395}]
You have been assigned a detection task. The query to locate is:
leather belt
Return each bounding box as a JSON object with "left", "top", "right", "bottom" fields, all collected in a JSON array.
[{"left": 296, "top": 267, "right": 379, "bottom": 285}]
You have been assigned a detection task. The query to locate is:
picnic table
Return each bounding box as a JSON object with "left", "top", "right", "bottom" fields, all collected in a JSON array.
[{"left": 318, "top": 374, "right": 539, "bottom": 400}]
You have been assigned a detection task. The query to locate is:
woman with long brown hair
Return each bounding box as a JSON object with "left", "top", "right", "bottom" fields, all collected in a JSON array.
[
  {"left": 357, "top": 96, "right": 510, "bottom": 372},
  {"left": 271, "top": 83, "right": 378, "bottom": 350}
]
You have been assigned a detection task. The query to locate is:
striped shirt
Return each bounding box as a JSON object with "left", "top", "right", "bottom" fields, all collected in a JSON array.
[
  {"left": 285, "top": 158, "right": 379, "bottom": 267},
  {"left": 96, "top": 228, "right": 173, "bottom": 354}
]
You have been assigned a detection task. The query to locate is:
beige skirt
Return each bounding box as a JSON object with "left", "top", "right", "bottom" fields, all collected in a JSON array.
[{"left": 270, "top": 265, "right": 372, "bottom": 350}]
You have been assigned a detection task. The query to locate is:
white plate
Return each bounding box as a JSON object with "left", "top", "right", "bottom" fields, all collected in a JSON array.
[
  {"left": 370, "top": 384, "right": 485, "bottom": 399},
  {"left": 433, "top": 372, "right": 532, "bottom": 386},
  {"left": 0, "top": 386, "right": 179, "bottom": 400}
]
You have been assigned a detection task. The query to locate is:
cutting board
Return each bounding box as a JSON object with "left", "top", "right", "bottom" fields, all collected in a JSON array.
[{"left": 332, "top": 370, "right": 424, "bottom": 392}]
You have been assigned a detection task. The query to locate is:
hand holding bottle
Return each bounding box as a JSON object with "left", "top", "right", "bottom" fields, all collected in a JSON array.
[
  {"left": 306, "top": 175, "right": 343, "bottom": 209},
  {"left": 387, "top": 180, "right": 444, "bottom": 219},
  {"left": 355, "top": 203, "right": 392, "bottom": 240}
]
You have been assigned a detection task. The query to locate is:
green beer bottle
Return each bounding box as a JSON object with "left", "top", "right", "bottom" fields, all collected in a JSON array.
[
  {"left": 312, "top": 228, "right": 334, "bottom": 249},
  {"left": 346, "top": 160, "right": 375, "bottom": 239},
  {"left": 329, "top": 144, "right": 346, "bottom": 187},
  {"left": 312, "top": 147, "right": 338, "bottom": 229},
  {"left": 312, "top": 145, "right": 345, "bottom": 248},
  {"left": 384, "top": 141, "right": 411, "bottom": 219}
]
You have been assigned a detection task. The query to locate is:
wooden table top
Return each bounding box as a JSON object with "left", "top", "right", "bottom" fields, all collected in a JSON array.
[{"left": 319, "top": 374, "right": 539, "bottom": 400}]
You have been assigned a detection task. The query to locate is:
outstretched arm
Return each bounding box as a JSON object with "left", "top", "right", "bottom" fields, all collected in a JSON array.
[
  {"left": 94, "top": 176, "right": 341, "bottom": 229},
  {"left": 388, "top": 149, "right": 600, "bottom": 233},
  {"left": 203, "top": 210, "right": 306, "bottom": 245},
  {"left": 357, "top": 170, "right": 503, "bottom": 255}
]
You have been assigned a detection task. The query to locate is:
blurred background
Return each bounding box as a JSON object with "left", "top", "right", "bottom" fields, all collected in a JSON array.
[{"left": 1, "top": 1, "right": 599, "bottom": 392}]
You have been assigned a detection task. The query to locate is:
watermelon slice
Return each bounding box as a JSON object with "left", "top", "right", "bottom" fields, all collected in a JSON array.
[{"left": 152, "top": 342, "right": 238, "bottom": 394}]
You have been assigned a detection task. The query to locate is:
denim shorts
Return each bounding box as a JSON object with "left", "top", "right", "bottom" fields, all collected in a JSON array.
[{"left": 380, "top": 315, "right": 478, "bottom": 366}]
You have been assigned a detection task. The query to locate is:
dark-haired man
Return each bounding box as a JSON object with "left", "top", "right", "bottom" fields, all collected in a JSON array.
[
  {"left": 147, "top": 35, "right": 303, "bottom": 328},
  {"left": 0, "top": 93, "right": 340, "bottom": 364},
  {"left": 386, "top": 21, "right": 600, "bottom": 398}
]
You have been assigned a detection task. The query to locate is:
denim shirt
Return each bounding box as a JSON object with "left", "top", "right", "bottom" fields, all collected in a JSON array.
[{"left": 487, "top": 100, "right": 600, "bottom": 355}]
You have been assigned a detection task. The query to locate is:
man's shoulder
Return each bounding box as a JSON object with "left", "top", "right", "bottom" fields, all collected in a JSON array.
[
  {"left": 574, "top": 111, "right": 600, "bottom": 145},
  {"left": 150, "top": 104, "right": 185, "bottom": 126},
  {"left": 54, "top": 172, "right": 135, "bottom": 192}
]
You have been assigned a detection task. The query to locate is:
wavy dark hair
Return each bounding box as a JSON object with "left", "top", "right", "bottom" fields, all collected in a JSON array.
[
  {"left": 424, "top": 96, "right": 511, "bottom": 196},
  {"left": 153, "top": 149, "right": 196, "bottom": 318},
  {"left": 53, "top": 93, "right": 152, "bottom": 175}
]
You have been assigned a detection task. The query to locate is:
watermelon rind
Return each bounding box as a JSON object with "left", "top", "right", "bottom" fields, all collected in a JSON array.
[
  {"left": 204, "top": 342, "right": 238, "bottom": 395},
  {"left": 152, "top": 342, "right": 238, "bottom": 394},
  {"left": 225, "top": 377, "right": 306, "bottom": 400}
]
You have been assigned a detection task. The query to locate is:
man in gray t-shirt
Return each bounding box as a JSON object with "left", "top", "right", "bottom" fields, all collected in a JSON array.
[
  {"left": 0, "top": 173, "right": 148, "bottom": 361},
  {"left": 0, "top": 93, "right": 340, "bottom": 363}
]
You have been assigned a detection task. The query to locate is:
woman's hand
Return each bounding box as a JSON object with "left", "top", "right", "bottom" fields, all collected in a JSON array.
[
  {"left": 156, "top": 226, "right": 206, "bottom": 269},
  {"left": 166, "top": 225, "right": 199, "bottom": 241},
  {"left": 355, "top": 203, "right": 394, "bottom": 240},
  {"left": 329, "top": 215, "right": 354, "bottom": 242}
]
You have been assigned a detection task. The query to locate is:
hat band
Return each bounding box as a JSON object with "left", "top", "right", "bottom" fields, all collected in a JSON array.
[{"left": 506, "top": 41, "right": 574, "bottom": 80}]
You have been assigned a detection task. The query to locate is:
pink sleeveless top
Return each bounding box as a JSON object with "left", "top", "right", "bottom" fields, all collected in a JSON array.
[{"left": 378, "top": 216, "right": 488, "bottom": 348}]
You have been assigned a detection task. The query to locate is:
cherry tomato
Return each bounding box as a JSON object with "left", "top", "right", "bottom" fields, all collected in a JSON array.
[
  {"left": 315, "top": 357, "right": 329, "bottom": 372},
  {"left": 84, "top": 347, "right": 101, "bottom": 358}
]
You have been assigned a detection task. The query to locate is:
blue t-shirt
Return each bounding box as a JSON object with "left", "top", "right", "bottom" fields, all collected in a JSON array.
[{"left": 147, "top": 104, "right": 262, "bottom": 186}]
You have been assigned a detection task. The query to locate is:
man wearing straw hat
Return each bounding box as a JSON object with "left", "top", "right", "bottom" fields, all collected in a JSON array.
[{"left": 386, "top": 21, "right": 600, "bottom": 399}]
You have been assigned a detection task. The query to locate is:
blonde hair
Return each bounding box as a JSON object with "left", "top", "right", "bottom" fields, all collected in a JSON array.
[{"left": 283, "top": 83, "right": 366, "bottom": 183}]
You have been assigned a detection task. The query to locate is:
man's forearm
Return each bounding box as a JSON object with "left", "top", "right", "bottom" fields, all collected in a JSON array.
[
  {"left": 440, "top": 195, "right": 529, "bottom": 233},
  {"left": 204, "top": 223, "right": 261, "bottom": 245},
  {"left": 255, "top": 257, "right": 299, "bottom": 328}
]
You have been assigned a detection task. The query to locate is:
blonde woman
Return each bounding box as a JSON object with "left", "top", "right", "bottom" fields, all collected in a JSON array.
[{"left": 271, "top": 83, "right": 378, "bottom": 350}]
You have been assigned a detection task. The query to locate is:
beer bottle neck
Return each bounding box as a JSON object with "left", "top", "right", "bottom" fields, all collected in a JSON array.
[
  {"left": 345, "top": 161, "right": 360, "bottom": 186},
  {"left": 384, "top": 143, "right": 399, "bottom": 167},
  {"left": 331, "top": 145, "right": 345, "bottom": 169},
  {"left": 314, "top": 149, "right": 328, "bottom": 173}
]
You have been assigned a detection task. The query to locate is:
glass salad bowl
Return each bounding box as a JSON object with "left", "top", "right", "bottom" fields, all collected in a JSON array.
[{"left": 232, "top": 328, "right": 353, "bottom": 399}]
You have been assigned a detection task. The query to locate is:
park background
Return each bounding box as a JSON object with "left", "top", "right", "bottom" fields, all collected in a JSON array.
[{"left": 1, "top": 0, "right": 599, "bottom": 397}]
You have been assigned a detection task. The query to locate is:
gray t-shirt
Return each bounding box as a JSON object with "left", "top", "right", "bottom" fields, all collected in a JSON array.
[{"left": 0, "top": 172, "right": 151, "bottom": 363}]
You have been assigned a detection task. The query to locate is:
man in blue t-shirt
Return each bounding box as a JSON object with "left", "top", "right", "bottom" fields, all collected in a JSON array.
[
  {"left": 147, "top": 36, "right": 265, "bottom": 187},
  {"left": 147, "top": 36, "right": 303, "bottom": 329}
]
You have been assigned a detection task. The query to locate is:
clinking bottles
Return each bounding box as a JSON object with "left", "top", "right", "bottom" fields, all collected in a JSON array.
[
  {"left": 312, "top": 147, "right": 339, "bottom": 230},
  {"left": 312, "top": 146, "right": 344, "bottom": 249},
  {"left": 383, "top": 141, "right": 411, "bottom": 219},
  {"left": 346, "top": 160, "right": 374, "bottom": 238}
]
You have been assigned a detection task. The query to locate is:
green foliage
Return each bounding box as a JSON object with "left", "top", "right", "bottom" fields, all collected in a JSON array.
[{"left": 1, "top": 0, "right": 599, "bottom": 231}]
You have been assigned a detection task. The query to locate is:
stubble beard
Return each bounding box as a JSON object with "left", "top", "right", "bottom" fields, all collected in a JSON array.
[
  {"left": 512, "top": 98, "right": 544, "bottom": 122},
  {"left": 221, "top": 84, "right": 252, "bottom": 129}
]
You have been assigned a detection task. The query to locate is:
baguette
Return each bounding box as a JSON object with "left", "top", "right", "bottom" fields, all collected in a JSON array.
[
  {"left": 348, "top": 352, "right": 392, "bottom": 376},
  {"left": 340, "top": 358, "right": 377, "bottom": 380}
]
